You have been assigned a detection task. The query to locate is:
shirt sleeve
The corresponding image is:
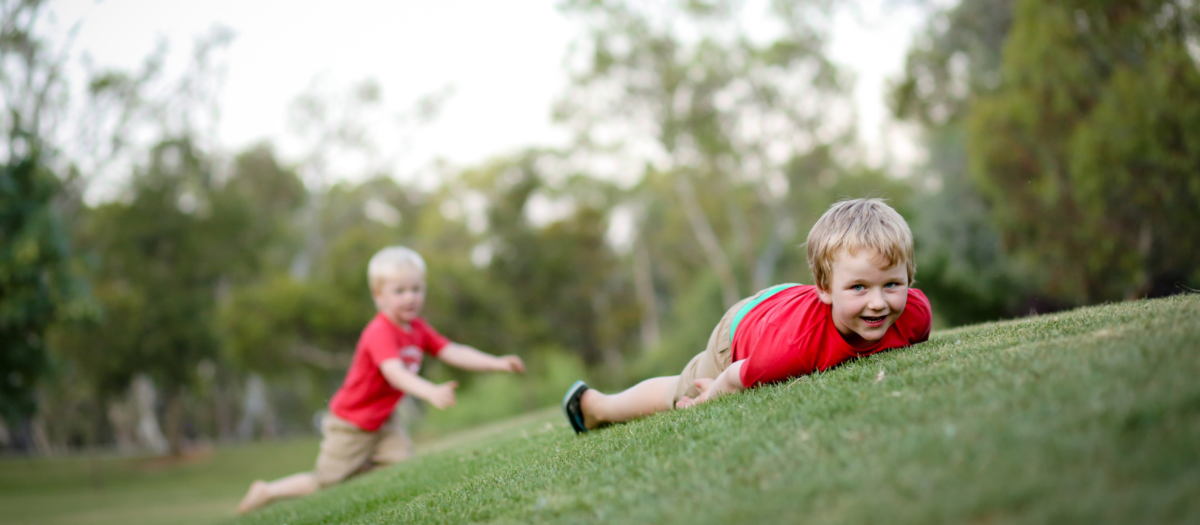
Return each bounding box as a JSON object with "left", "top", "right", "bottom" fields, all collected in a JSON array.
[
  {"left": 416, "top": 319, "right": 451, "bottom": 356},
  {"left": 902, "top": 289, "right": 933, "bottom": 344},
  {"left": 738, "top": 323, "right": 816, "bottom": 388},
  {"left": 361, "top": 324, "right": 401, "bottom": 367},
  {"left": 741, "top": 349, "right": 798, "bottom": 388}
]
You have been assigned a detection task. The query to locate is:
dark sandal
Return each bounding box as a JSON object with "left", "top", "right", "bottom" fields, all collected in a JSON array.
[{"left": 562, "top": 380, "right": 590, "bottom": 434}]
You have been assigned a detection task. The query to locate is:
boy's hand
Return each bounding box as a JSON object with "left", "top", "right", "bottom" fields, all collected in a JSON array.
[
  {"left": 676, "top": 378, "right": 716, "bottom": 409},
  {"left": 496, "top": 355, "right": 526, "bottom": 374},
  {"left": 424, "top": 381, "right": 458, "bottom": 410}
]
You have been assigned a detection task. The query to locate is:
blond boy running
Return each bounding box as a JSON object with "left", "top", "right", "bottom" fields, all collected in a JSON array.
[
  {"left": 238, "top": 246, "right": 525, "bottom": 513},
  {"left": 563, "top": 198, "right": 932, "bottom": 431}
]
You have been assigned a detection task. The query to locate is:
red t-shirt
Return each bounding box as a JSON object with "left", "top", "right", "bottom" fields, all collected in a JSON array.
[
  {"left": 328, "top": 313, "right": 450, "bottom": 431},
  {"left": 734, "top": 285, "right": 931, "bottom": 388}
]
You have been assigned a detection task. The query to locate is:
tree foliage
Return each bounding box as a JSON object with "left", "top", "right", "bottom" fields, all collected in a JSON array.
[
  {"left": 559, "top": 0, "right": 918, "bottom": 371},
  {"left": 968, "top": 0, "right": 1200, "bottom": 302},
  {"left": 0, "top": 0, "right": 80, "bottom": 427},
  {"left": 889, "top": 0, "right": 1033, "bottom": 326},
  {"left": 13, "top": 0, "right": 1199, "bottom": 454},
  {"left": 0, "top": 154, "right": 71, "bottom": 424},
  {"left": 52, "top": 138, "right": 286, "bottom": 451},
  {"left": 559, "top": 0, "right": 855, "bottom": 308}
]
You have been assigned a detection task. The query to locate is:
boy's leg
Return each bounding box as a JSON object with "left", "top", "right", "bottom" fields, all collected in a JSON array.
[
  {"left": 573, "top": 287, "right": 777, "bottom": 431},
  {"left": 580, "top": 376, "right": 677, "bottom": 429},
  {"left": 237, "top": 473, "right": 320, "bottom": 514},
  {"left": 580, "top": 290, "right": 754, "bottom": 429},
  {"left": 364, "top": 415, "right": 414, "bottom": 471},
  {"left": 313, "top": 413, "right": 384, "bottom": 485},
  {"left": 238, "top": 412, "right": 379, "bottom": 514}
]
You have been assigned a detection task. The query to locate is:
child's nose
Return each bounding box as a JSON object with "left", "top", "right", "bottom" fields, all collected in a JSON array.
[{"left": 867, "top": 290, "right": 887, "bottom": 310}]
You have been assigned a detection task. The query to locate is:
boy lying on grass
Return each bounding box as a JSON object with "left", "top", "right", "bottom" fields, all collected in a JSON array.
[
  {"left": 238, "top": 246, "right": 525, "bottom": 513},
  {"left": 564, "top": 198, "right": 931, "bottom": 432}
]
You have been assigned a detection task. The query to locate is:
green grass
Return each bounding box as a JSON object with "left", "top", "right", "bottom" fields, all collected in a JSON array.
[
  {"left": 6, "top": 295, "right": 1200, "bottom": 524},
  {"left": 0, "top": 438, "right": 319, "bottom": 525},
  {"left": 0, "top": 409, "right": 568, "bottom": 525}
]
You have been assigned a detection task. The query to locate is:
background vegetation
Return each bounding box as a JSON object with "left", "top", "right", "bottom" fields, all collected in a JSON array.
[
  {"left": 1, "top": 0, "right": 1197, "bottom": 461},
  {"left": 4, "top": 294, "right": 1194, "bottom": 525}
]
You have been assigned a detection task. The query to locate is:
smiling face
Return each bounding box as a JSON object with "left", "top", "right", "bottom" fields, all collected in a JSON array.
[
  {"left": 372, "top": 265, "right": 426, "bottom": 327},
  {"left": 817, "top": 248, "right": 910, "bottom": 348}
]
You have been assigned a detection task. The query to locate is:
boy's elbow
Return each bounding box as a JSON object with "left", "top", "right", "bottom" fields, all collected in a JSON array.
[
  {"left": 725, "top": 375, "right": 747, "bottom": 395},
  {"left": 725, "top": 361, "right": 748, "bottom": 392}
]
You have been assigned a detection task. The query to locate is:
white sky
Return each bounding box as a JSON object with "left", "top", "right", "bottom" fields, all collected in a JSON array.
[{"left": 45, "top": 0, "right": 932, "bottom": 189}]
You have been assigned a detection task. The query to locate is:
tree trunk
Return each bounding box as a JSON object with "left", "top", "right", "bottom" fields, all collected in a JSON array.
[
  {"left": 163, "top": 390, "right": 185, "bottom": 456},
  {"left": 745, "top": 132, "right": 797, "bottom": 286},
  {"left": 753, "top": 225, "right": 783, "bottom": 292},
  {"left": 213, "top": 376, "right": 235, "bottom": 443},
  {"left": 30, "top": 415, "right": 52, "bottom": 456},
  {"left": 0, "top": 418, "right": 10, "bottom": 450},
  {"left": 726, "top": 196, "right": 752, "bottom": 277},
  {"left": 131, "top": 374, "right": 169, "bottom": 454},
  {"left": 752, "top": 196, "right": 789, "bottom": 292},
  {"left": 106, "top": 398, "right": 138, "bottom": 453},
  {"left": 1130, "top": 220, "right": 1153, "bottom": 300},
  {"left": 675, "top": 174, "right": 740, "bottom": 307},
  {"left": 632, "top": 230, "right": 661, "bottom": 350},
  {"left": 290, "top": 161, "right": 326, "bottom": 281},
  {"left": 237, "top": 374, "right": 277, "bottom": 441}
]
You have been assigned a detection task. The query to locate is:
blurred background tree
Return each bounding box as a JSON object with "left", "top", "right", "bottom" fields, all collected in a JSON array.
[
  {"left": 890, "top": 0, "right": 1032, "bottom": 325},
  {"left": 967, "top": 0, "right": 1200, "bottom": 304},
  {"left": 0, "top": 0, "right": 84, "bottom": 452},
  {"left": 3, "top": 0, "right": 1196, "bottom": 455},
  {"left": 558, "top": 0, "right": 915, "bottom": 375}
]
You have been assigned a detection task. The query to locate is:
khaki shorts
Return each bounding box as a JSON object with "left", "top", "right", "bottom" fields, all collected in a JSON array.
[
  {"left": 312, "top": 412, "right": 413, "bottom": 487},
  {"left": 664, "top": 287, "right": 776, "bottom": 409}
]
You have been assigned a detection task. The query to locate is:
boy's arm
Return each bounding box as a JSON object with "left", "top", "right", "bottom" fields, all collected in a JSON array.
[
  {"left": 676, "top": 360, "right": 747, "bottom": 409},
  {"left": 379, "top": 359, "right": 458, "bottom": 409},
  {"left": 437, "top": 343, "right": 525, "bottom": 374}
]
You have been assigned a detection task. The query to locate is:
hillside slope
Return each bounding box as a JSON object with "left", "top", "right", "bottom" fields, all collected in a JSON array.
[{"left": 232, "top": 294, "right": 1200, "bottom": 525}]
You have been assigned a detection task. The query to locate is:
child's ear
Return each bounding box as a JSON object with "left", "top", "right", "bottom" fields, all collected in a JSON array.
[{"left": 817, "top": 287, "right": 833, "bottom": 305}]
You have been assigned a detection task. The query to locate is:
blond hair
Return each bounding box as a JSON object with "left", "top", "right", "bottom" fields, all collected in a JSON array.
[
  {"left": 367, "top": 246, "right": 426, "bottom": 294},
  {"left": 805, "top": 198, "right": 914, "bottom": 292}
]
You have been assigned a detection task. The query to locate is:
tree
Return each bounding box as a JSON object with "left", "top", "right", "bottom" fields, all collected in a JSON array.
[
  {"left": 57, "top": 135, "right": 304, "bottom": 451},
  {"left": 0, "top": 0, "right": 81, "bottom": 441},
  {"left": 41, "top": 25, "right": 250, "bottom": 452},
  {"left": 558, "top": 0, "right": 858, "bottom": 356},
  {"left": 890, "top": 0, "right": 1031, "bottom": 325},
  {"left": 80, "top": 139, "right": 225, "bottom": 453},
  {"left": 0, "top": 156, "right": 72, "bottom": 429},
  {"left": 967, "top": 0, "right": 1200, "bottom": 303},
  {"left": 469, "top": 152, "right": 639, "bottom": 371}
]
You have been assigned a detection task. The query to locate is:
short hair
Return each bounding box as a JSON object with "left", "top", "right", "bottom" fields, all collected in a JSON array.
[
  {"left": 805, "top": 198, "right": 914, "bottom": 292},
  {"left": 367, "top": 246, "right": 426, "bottom": 294}
]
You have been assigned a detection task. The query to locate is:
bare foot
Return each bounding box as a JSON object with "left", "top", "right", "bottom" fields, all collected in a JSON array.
[
  {"left": 236, "top": 480, "right": 271, "bottom": 514},
  {"left": 580, "top": 389, "right": 602, "bottom": 430}
]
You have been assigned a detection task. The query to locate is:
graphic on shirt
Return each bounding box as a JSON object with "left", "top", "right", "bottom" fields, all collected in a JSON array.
[
  {"left": 398, "top": 345, "right": 423, "bottom": 374},
  {"left": 328, "top": 314, "right": 450, "bottom": 432}
]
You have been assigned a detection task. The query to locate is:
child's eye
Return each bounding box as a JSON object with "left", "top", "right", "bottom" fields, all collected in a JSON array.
[
  {"left": 851, "top": 284, "right": 865, "bottom": 291},
  {"left": 884, "top": 282, "right": 897, "bottom": 289}
]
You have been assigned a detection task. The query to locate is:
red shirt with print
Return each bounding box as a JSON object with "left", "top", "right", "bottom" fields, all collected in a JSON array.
[
  {"left": 329, "top": 313, "right": 449, "bottom": 431},
  {"left": 734, "top": 285, "right": 931, "bottom": 388}
]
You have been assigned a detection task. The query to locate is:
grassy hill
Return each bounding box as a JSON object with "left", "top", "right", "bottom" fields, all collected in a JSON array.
[
  {"left": 3, "top": 295, "right": 1197, "bottom": 525},
  {"left": 225, "top": 294, "right": 1200, "bottom": 525}
]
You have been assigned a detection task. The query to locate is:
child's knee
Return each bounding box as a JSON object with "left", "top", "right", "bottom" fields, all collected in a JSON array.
[{"left": 372, "top": 438, "right": 413, "bottom": 464}]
